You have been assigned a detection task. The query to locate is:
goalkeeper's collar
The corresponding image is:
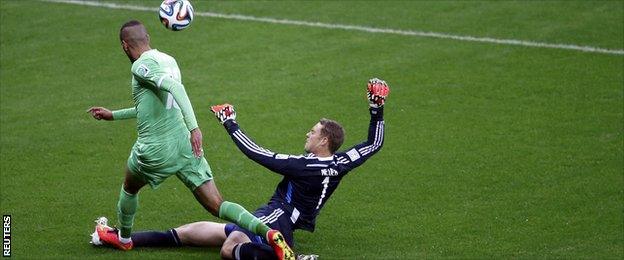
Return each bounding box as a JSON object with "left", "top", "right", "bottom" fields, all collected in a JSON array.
[{"left": 308, "top": 153, "right": 334, "bottom": 161}]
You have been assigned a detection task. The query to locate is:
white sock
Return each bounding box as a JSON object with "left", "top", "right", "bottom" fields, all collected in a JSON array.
[{"left": 118, "top": 233, "right": 132, "bottom": 244}]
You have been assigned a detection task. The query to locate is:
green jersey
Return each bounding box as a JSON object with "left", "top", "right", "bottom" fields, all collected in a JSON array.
[
  {"left": 113, "top": 49, "right": 198, "bottom": 142},
  {"left": 112, "top": 49, "right": 211, "bottom": 190}
]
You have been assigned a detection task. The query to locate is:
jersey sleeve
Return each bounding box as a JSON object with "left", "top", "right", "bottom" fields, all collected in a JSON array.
[
  {"left": 222, "top": 120, "right": 307, "bottom": 176},
  {"left": 335, "top": 107, "right": 385, "bottom": 172},
  {"left": 112, "top": 107, "right": 136, "bottom": 120},
  {"left": 131, "top": 58, "right": 199, "bottom": 131}
]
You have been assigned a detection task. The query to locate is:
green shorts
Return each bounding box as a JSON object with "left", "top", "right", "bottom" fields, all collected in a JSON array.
[{"left": 126, "top": 137, "right": 213, "bottom": 191}]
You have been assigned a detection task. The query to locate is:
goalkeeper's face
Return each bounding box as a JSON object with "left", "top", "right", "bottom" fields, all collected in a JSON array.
[{"left": 304, "top": 123, "right": 328, "bottom": 154}]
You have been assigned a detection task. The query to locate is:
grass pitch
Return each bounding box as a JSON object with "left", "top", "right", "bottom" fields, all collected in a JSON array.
[{"left": 1, "top": 0, "right": 622, "bottom": 258}]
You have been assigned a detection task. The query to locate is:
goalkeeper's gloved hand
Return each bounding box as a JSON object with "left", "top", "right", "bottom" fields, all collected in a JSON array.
[
  {"left": 210, "top": 103, "right": 236, "bottom": 124},
  {"left": 367, "top": 78, "right": 390, "bottom": 108}
]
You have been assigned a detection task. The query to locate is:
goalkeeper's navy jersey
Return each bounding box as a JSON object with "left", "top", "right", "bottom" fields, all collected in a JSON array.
[{"left": 223, "top": 107, "right": 385, "bottom": 232}]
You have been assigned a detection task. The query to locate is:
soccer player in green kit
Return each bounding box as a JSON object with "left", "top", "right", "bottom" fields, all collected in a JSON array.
[{"left": 87, "top": 20, "right": 294, "bottom": 260}]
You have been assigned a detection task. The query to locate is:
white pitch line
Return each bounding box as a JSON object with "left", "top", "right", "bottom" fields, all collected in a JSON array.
[{"left": 43, "top": 0, "right": 624, "bottom": 56}]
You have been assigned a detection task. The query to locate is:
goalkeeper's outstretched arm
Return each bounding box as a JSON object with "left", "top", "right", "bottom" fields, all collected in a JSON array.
[
  {"left": 210, "top": 104, "right": 307, "bottom": 176},
  {"left": 336, "top": 106, "right": 385, "bottom": 171},
  {"left": 222, "top": 120, "right": 307, "bottom": 176},
  {"left": 335, "top": 78, "right": 389, "bottom": 171}
]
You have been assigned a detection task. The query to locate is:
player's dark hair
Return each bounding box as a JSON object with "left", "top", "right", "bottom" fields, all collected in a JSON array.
[
  {"left": 119, "top": 20, "right": 149, "bottom": 44},
  {"left": 121, "top": 20, "right": 143, "bottom": 30},
  {"left": 120, "top": 20, "right": 142, "bottom": 40},
  {"left": 319, "top": 118, "right": 344, "bottom": 154}
]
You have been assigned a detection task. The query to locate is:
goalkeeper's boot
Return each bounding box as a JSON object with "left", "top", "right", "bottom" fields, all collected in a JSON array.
[
  {"left": 267, "top": 229, "right": 295, "bottom": 260},
  {"left": 93, "top": 217, "right": 133, "bottom": 251}
]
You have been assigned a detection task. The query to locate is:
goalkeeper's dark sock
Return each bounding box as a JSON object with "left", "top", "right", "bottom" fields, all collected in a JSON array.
[
  {"left": 131, "top": 229, "right": 182, "bottom": 247},
  {"left": 218, "top": 201, "right": 271, "bottom": 237},
  {"left": 232, "top": 242, "right": 277, "bottom": 260}
]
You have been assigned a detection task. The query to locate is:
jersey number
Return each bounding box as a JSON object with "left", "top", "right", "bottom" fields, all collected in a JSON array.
[
  {"left": 166, "top": 93, "right": 180, "bottom": 109},
  {"left": 315, "top": 177, "right": 330, "bottom": 210},
  {"left": 165, "top": 67, "right": 181, "bottom": 110}
]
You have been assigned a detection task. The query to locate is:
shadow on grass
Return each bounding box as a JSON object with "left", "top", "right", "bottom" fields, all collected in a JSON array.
[{"left": 89, "top": 244, "right": 222, "bottom": 258}]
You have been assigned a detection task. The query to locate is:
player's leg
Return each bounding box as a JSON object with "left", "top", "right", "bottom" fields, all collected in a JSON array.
[
  {"left": 193, "top": 180, "right": 271, "bottom": 237},
  {"left": 221, "top": 221, "right": 277, "bottom": 260},
  {"left": 220, "top": 231, "right": 251, "bottom": 259},
  {"left": 191, "top": 179, "right": 222, "bottom": 215},
  {"left": 130, "top": 229, "right": 182, "bottom": 247},
  {"left": 229, "top": 242, "right": 277, "bottom": 260},
  {"left": 194, "top": 182, "right": 294, "bottom": 260},
  {"left": 131, "top": 221, "right": 226, "bottom": 247},
  {"left": 175, "top": 221, "right": 227, "bottom": 247},
  {"left": 118, "top": 167, "right": 146, "bottom": 240},
  {"left": 94, "top": 167, "right": 146, "bottom": 251},
  {"left": 179, "top": 158, "right": 295, "bottom": 260},
  {"left": 223, "top": 232, "right": 277, "bottom": 260},
  {"left": 178, "top": 158, "right": 273, "bottom": 238},
  {"left": 221, "top": 225, "right": 277, "bottom": 260}
]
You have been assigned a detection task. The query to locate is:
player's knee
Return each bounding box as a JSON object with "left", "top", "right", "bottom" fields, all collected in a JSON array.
[
  {"left": 123, "top": 167, "right": 145, "bottom": 189},
  {"left": 172, "top": 226, "right": 188, "bottom": 244},
  {"left": 204, "top": 201, "right": 221, "bottom": 217},
  {"left": 220, "top": 242, "right": 235, "bottom": 259},
  {"left": 193, "top": 182, "right": 223, "bottom": 216}
]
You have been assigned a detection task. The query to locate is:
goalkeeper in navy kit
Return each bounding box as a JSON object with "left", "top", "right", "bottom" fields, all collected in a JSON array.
[{"left": 112, "top": 79, "right": 389, "bottom": 259}]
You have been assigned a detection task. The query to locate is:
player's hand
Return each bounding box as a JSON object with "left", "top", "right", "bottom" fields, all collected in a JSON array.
[
  {"left": 87, "top": 107, "right": 113, "bottom": 120},
  {"left": 210, "top": 104, "right": 236, "bottom": 124},
  {"left": 190, "top": 128, "right": 203, "bottom": 158},
  {"left": 367, "top": 78, "right": 390, "bottom": 108}
]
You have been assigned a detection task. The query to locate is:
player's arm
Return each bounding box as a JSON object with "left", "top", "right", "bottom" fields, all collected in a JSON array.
[
  {"left": 157, "top": 78, "right": 198, "bottom": 130},
  {"left": 132, "top": 58, "right": 203, "bottom": 157},
  {"left": 338, "top": 107, "right": 385, "bottom": 169},
  {"left": 157, "top": 76, "right": 203, "bottom": 157},
  {"left": 210, "top": 104, "right": 305, "bottom": 176},
  {"left": 112, "top": 107, "right": 137, "bottom": 120},
  {"left": 338, "top": 78, "right": 389, "bottom": 170},
  {"left": 87, "top": 107, "right": 136, "bottom": 120},
  {"left": 132, "top": 59, "right": 199, "bottom": 131}
]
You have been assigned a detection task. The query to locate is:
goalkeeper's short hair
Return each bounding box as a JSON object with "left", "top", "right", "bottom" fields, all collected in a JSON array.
[{"left": 319, "top": 118, "right": 344, "bottom": 154}]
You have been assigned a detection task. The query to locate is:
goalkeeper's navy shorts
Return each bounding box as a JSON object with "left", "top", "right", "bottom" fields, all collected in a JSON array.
[{"left": 225, "top": 203, "right": 295, "bottom": 247}]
